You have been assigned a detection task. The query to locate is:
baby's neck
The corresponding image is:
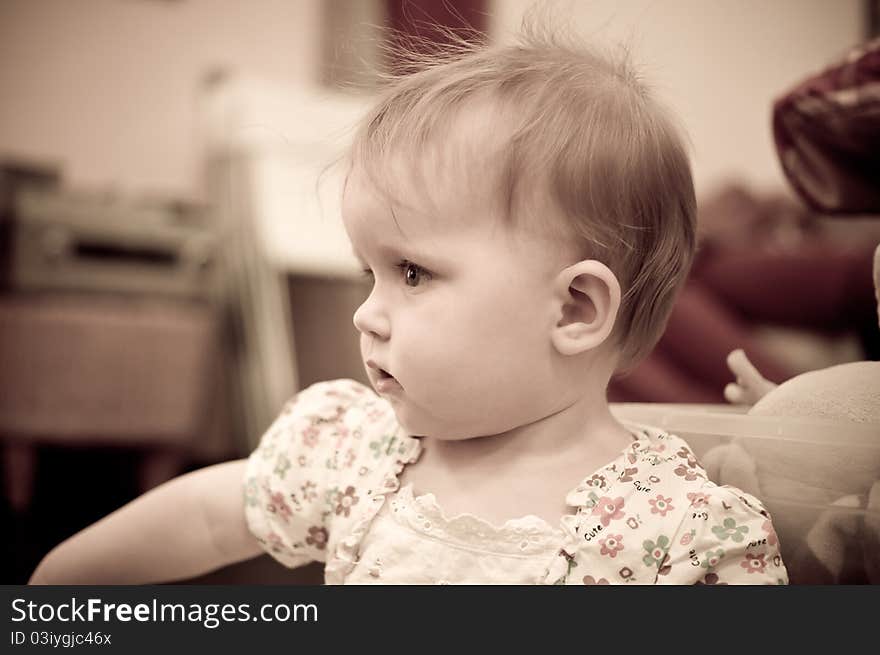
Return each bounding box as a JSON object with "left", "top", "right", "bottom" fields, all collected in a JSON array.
[
  {"left": 399, "top": 391, "right": 634, "bottom": 526},
  {"left": 420, "top": 392, "right": 632, "bottom": 477}
]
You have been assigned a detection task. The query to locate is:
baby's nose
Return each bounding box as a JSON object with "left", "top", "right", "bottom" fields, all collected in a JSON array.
[{"left": 353, "top": 295, "right": 390, "bottom": 340}]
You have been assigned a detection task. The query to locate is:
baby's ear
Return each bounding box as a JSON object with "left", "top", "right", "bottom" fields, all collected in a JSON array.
[{"left": 551, "top": 260, "right": 621, "bottom": 356}]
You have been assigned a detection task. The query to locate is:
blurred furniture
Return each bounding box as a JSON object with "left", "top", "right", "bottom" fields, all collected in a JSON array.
[
  {"left": 0, "top": 292, "right": 233, "bottom": 513},
  {"left": 0, "top": 180, "right": 235, "bottom": 514}
]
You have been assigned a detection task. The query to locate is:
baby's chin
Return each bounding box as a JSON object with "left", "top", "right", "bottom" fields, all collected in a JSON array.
[
  {"left": 385, "top": 386, "right": 529, "bottom": 440},
  {"left": 389, "top": 407, "right": 472, "bottom": 441},
  {"left": 391, "top": 410, "right": 510, "bottom": 442}
]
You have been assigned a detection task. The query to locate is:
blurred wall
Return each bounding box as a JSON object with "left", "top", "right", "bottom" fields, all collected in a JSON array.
[
  {"left": 0, "top": 0, "right": 865, "bottom": 200},
  {"left": 491, "top": 0, "right": 864, "bottom": 196},
  {"left": 0, "top": 0, "right": 324, "bottom": 199}
]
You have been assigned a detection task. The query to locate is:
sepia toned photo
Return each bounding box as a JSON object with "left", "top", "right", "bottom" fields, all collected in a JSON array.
[{"left": 2, "top": 0, "right": 878, "bottom": 591}]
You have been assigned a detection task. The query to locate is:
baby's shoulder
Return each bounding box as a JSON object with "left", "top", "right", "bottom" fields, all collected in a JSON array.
[
  {"left": 248, "top": 378, "right": 418, "bottom": 496},
  {"left": 621, "top": 424, "right": 771, "bottom": 516},
  {"left": 567, "top": 424, "right": 773, "bottom": 541},
  {"left": 243, "top": 379, "right": 420, "bottom": 569},
  {"left": 604, "top": 422, "right": 710, "bottom": 493},
  {"left": 264, "top": 378, "right": 398, "bottom": 448},
  {"left": 549, "top": 426, "right": 785, "bottom": 584},
  {"left": 277, "top": 378, "right": 378, "bottom": 422}
]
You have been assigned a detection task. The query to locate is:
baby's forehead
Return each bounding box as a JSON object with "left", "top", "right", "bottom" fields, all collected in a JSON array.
[
  {"left": 352, "top": 96, "right": 512, "bottom": 201},
  {"left": 346, "top": 97, "right": 577, "bottom": 251},
  {"left": 343, "top": 162, "right": 500, "bottom": 251},
  {"left": 347, "top": 148, "right": 503, "bottom": 232}
]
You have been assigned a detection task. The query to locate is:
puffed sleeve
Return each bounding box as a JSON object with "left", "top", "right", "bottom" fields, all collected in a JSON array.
[
  {"left": 241, "top": 379, "right": 374, "bottom": 569},
  {"left": 658, "top": 483, "right": 789, "bottom": 585}
]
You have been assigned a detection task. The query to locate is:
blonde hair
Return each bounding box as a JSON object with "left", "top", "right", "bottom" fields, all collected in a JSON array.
[{"left": 348, "top": 21, "right": 696, "bottom": 369}]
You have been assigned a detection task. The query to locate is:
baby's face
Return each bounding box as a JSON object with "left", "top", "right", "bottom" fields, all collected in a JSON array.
[{"left": 342, "top": 165, "right": 575, "bottom": 440}]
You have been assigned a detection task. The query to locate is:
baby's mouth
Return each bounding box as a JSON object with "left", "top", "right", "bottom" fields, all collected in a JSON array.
[
  {"left": 371, "top": 365, "right": 402, "bottom": 392},
  {"left": 366, "top": 360, "right": 399, "bottom": 388}
]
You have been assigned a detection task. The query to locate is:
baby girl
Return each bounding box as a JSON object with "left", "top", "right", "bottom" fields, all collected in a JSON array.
[{"left": 31, "top": 25, "right": 787, "bottom": 585}]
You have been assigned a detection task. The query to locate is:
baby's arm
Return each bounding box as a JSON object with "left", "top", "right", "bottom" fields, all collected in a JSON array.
[{"left": 29, "top": 459, "right": 262, "bottom": 585}]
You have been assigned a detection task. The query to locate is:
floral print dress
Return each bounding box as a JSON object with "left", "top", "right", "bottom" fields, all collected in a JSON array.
[{"left": 243, "top": 379, "right": 788, "bottom": 585}]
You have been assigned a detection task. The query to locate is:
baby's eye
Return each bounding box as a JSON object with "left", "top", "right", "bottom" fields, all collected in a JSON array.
[{"left": 398, "top": 260, "right": 431, "bottom": 287}]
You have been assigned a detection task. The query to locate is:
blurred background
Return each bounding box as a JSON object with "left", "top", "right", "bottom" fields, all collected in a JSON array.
[{"left": 1, "top": 0, "right": 878, "bottom": 584}]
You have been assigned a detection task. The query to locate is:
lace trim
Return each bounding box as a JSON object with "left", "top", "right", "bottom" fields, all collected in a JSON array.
[
  {"left": 326, "top": 414, "right": 680, "bottom": 582},
  {"left": 324, "top": 422, "right": 423, "bottom": 584},
  {"left": 388, "top": 484, "right": 565, "bottom": 557}
]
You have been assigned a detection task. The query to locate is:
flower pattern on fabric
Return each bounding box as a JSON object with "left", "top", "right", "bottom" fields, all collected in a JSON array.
[
  {"left": 695, "top": 572, "right": 727, "bottom": 585},
  {"left": 649, "top": 494, "right": 674, "bottom": 517},
  {"left": 711, "top": 517, "right": 750, "bottom": 543},
  {"left": 587, "top": 474, "right": 607, "bottom": 489},
  {"left": 674, "top": 464, "right": 701, "bottom": 481},
  {"left": 583, "top": 576, "right": 610, "bottom": 585},
  {"left": 618, "top": 467, "right": 638, "bottom": 483},
  {"left": 243, "top": 380, "right": 789, "bottom": 584},
  {"left": 741, "top": 553, "right": 767, "bottom": 574},
  {"left": 302, "top": 425, "right": 320, "bottom": 448},
  {"left": 701, "top": 548, "right": 725, "bottom": 570},
  {"left": 592, "top": 497, "right": 626, "bottom": 526},
  {"left": 369, "top": 435, "right": 395, "bottom": 459},
  {"left": 266, "top": 532, "right": 286, "bottom": 554},
  {"left": 334, "top": 486, "right": 360, "bottom": 518},
  {"left": 306, "top": 526, "right": 328, "bottom": 550},
  {"left": 274, "top": 454, "right": 291, "bottom": 479},
  {"left": 266, "top": 491, "right": 292, "bottom": 522},
  {"left": 642, "top": 536, "right": 671, "bottom": 568},
  {"left": 676, "top": 447, "right": 695, "bottom": 462},
  {"left": 599, "top": 534, "right": 624, "bottom": 558},
  {"left": 301, "top": 481, "right": 318, "bottom": 503},
  {"left": 687, "top": 492, "right": 710, "bottom": 508}
]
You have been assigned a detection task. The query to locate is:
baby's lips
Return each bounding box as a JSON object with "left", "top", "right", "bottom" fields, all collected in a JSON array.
[{"left": 366, "top": 359, "right": 394, "bottom": 378}]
